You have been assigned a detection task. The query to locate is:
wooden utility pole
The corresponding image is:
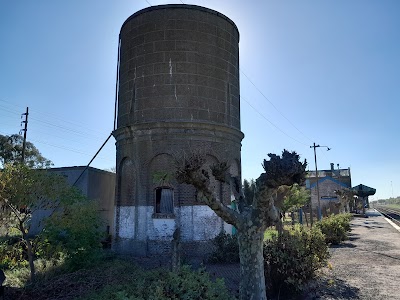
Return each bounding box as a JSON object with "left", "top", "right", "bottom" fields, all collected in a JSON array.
[{"left": 21, "top": 107, "right": 29, "bottom": 164}]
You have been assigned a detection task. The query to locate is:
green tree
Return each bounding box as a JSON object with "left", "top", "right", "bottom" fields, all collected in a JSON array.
[
  {"left": 271, "top": 184, "right": 310, "bottom": 230},
  {"left": 175, "top": 149, "right": 307, "bottom": 300},
  {"left": 281, "top": 184, "right": 310, "bottom": 217},
  {"left": 0, "top": 163, "right": 82, "bottom": 280},
  {"left": 0, "top": 134, "right": 52, "bottom": 168},
  {"left": 42, "top": 199, "right": 104, "bottom": 269},
  {"left": 243, "top": 179, "right": 256, "bottom": 203}
]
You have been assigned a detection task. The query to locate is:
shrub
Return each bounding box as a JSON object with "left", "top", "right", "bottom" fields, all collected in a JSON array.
[
  {"left": 263, "top": 225, "right": 329, "bottom": 297},
  {"left": 316, "top": 213, "right": 352, "bottom": 245},
  {"left": 40, "top": 200, "right": 105, "bottom": 270},
  {"left": 335, "top": 213, "right": 352, "bottom": 232},
  {"left": 0, "top": 236, "right": 27, "bottom": 270},
  {"left": 264, "top": 228, "right": 278, "bottom": 241},
  {"left": 80, "top": 265, "right": 231, "bottom": 300},
  {"left": 208, "top": 232, "right": 240, "bottom": 263}
]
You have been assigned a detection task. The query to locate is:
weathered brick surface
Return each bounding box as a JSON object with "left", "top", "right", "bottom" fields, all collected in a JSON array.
[
  {"left": 113, "top": 5, "right": 243, "bottom": 256},
  {"left": 117, "top": 4, "right": 240, "bottom": 129}
]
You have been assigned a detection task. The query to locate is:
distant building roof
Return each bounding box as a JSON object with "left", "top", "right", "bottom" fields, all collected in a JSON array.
[
  {"left": 306, "top": 163, "right": 351, "bottom": 189},
  {"left": 352, "top": 184, "right": 376, "bottom": 197},
  {"left": 309, "top": 176, "right": 350, "bottom": 189}
]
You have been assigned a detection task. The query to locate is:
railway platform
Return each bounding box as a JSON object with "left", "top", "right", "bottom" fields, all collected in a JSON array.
[{"left": 310, "top": 208, "right": 400, "bottom": 299}]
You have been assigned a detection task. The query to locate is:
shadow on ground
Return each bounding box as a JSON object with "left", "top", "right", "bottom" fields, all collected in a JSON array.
[
  {"left": 331, "top": 242, "right": 356, "bottom": 249},
  {"left": 301, "top": 277, "right": 360, "bottom": 300}
]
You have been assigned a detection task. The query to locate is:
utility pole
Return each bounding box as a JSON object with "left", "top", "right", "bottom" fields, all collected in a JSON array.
[
  {"left": 310, "top": 143, "right": 331, "bottom": 221},
  {"left": 391, "top": 181, "right": 394, "bottom": 198},
  {"left": 20, "top": 107, "right": 29, "bottom": 164}
]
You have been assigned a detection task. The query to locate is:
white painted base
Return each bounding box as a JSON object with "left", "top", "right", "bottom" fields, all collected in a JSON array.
[
  {"left": 115, "top": 205, "right": 232, "bottom": 242},
  {"left": 117, "top": 206, "right": 135, "bottom": 238}
]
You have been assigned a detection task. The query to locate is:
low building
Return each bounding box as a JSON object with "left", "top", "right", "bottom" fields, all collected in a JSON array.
[
  {"left": 29, "top": 166, "right": 115, "bottom": 236},
  {"left": 50, "top": 166, "right": 116, "bottom": 234},
  {"left": 306, "top": 163, "right": 351, "bottom": 214}
]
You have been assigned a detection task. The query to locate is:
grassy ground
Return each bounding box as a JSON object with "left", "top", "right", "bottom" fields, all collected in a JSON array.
[
  {"left": 4, "top": 254, "right": 232, "bottom": 300},
  {"left": 386, "top": 204, "right": 400, "bottom": 210}
]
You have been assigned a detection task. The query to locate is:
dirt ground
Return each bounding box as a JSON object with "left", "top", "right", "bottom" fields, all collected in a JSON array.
[{"left": 302, "top": 209, "right": 400, "bottom": 300}]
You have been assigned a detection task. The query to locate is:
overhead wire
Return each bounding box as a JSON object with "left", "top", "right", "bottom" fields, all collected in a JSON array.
[
  {"left": 0, "top": 99, "right": 109, "bottom": 142},
  {"left": 239, "top": 68, "right": 335, "bottom": 166},
  {"left": 29, "top": 107, "right": 108, "bottom": 136},
  {"left": 29, "top": 116, "right": 105, "bottom": 140},
  {"left": 28, "top": 136, "right": 114, "bottom": 163},
  {"left": 0, "top": 98, "right": 115, "bottom": 162},
  {"left": 239, "top": 67, "right": 314, "bottom": 144},
  {"left": 0, "top": 98, "right": 109, "bottom": 137},
  {"left": 241, "top": 95, "right": 308, "bottom": 147}
]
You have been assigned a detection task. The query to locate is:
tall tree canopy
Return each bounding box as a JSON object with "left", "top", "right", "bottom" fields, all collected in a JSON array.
[
  {"left": 176, "top": 149, "right": 307, "bottom": 300},
  {"left": 0, "top": 134, "right": 52, "bottom": 168}
]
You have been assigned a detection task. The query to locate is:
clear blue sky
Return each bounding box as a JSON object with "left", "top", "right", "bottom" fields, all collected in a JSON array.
[{"left": 1, "top": 0, "right": 399, "bottom": 200}]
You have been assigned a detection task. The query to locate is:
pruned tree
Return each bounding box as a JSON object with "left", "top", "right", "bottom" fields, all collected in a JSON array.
[
  {"left": 175, "top": 149, "right": 307, "bottom": 300},
  {"left": 334, "top": 188, "right": 356, "bottom": 213},
  {"left": 0, "top": 134, "right": 52, "bottom": 168}
]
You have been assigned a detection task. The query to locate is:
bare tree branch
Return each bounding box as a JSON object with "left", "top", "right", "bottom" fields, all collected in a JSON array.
[{"left": 175, "top": 151, "right": 240, "bottom": 226}]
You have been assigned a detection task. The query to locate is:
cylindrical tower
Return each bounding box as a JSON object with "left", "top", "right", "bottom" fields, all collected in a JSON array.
[{"left": 113, "top": 4, "right": 244, "bottom": 256}]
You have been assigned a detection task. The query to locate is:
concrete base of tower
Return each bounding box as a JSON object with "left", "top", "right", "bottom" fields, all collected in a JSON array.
[
  {"left": 112, "top": 238, "right": 148, "bottom": 256},
  {"left": 112, "top": 238, "right": 216, "bottom": 259},
  {"left": 112, "top": 204, "right": 234, "bottom": 258}
]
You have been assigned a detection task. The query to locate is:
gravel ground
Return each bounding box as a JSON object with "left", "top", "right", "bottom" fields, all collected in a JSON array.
[{"left": 302, "top": 209, "right": 400, "bottom": 300}]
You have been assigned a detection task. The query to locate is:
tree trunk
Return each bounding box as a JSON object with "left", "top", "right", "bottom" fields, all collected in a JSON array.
[
  {"left": 303, "top": 209, "right": 309, "bottom": 227},
  {"left": 19, "top": 220, "right": 35, "bottom": 281},
  {"left": 237, "top": 228, "right": 267, "bottom": 300},
  {"left": 26, "top": 239, "right": 35, "bottom": 281}
]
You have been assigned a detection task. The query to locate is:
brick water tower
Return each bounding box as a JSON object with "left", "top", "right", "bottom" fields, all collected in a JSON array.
[{"left": 113, "top": 4, "right": 244, "bottom": 256}]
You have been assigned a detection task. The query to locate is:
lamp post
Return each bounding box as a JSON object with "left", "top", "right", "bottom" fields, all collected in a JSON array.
[{"left": 310, "top": 143, "right": 331, "bottom": 221}]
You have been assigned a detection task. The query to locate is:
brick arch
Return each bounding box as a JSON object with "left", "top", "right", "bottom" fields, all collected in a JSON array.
[
  {"left": 147, "top": 153, "right": 177, "bottom": 208},
  {"left": 117, "top": 157, "right": 136, "bottom": 206},
  {"left": 148, "top": 153, "right": 176, "bottom": 184},
  {"left": 229, "top": 159, "right": 240, "bottom": 177}
]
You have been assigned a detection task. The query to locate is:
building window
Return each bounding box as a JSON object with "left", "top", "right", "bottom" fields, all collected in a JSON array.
[{"left": 155, "top": 187, "right": 174, "bottom": 215}]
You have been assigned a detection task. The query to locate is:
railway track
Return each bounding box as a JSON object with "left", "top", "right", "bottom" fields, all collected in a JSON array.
[{"left": 375, "top": 206, "right": 400, "bottom": 227}]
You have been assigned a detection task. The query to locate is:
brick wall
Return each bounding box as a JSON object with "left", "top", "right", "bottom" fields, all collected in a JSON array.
[{"left": 113, "top": 5, "right": 243, "bottom": 256}]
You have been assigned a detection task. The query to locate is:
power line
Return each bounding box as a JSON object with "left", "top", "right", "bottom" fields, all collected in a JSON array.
[
  {"left": 29, "top": 116, "right": 105, "bottom": 140},
  {"left": 0, "top": 99, "right": 116, "bottom": 165},
  {"left": 29, "top": 108, "right": 108, "bottom": 136},
  {"left": 241, "top": 95, "right": 308, "bottom": 147},
  {"left": 0, "top": 98, "right": 109, "bottom": 136},
  {"left": 239, "top": 68, "right": 313, "bottom": 143},
  {"left": 28, "top": 137, "right": 114, "bottom": 163},
  {"left": 0, "top": 104, "right": 21, "bottom": 116},
  {"left": 0, "top": 129, "right": 114, "bottom": 163},
  {"left": 0, "top": 102, "right": 107, "bottom": 142},
  {"left": 13, "top": 120, "right": 108, "bottom": 150}
]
